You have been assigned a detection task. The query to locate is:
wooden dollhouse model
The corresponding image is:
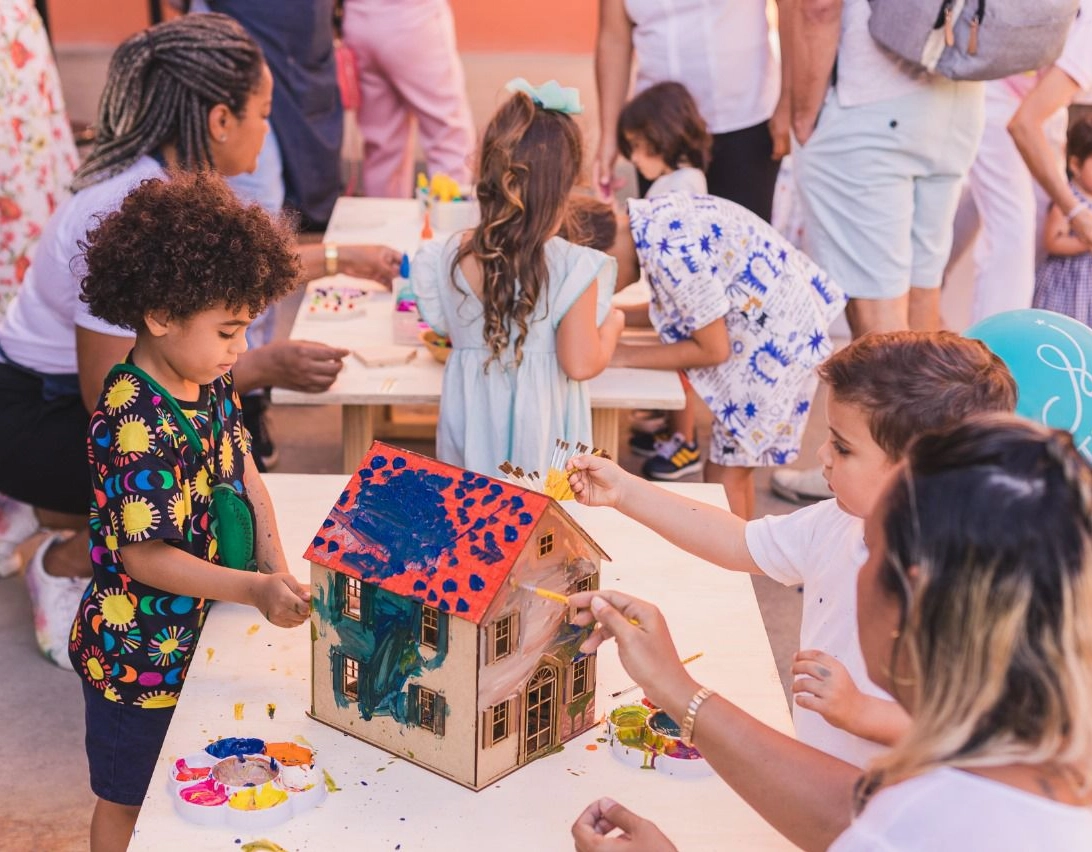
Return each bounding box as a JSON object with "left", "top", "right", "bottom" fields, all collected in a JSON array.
[{"left": 305, "top": 442, "right": 608, "bottom": 790}]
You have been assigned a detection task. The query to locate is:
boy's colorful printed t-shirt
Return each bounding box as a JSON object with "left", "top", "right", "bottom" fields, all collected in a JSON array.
[
  {"left": 628, "top": 193, "right": 848, "bottom": 461},
  {"left": 70, "top": 368, "right": 250, "bottom": 707}
]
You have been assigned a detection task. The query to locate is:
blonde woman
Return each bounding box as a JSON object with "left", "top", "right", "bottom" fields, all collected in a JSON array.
[{"left": 570, "top": 415, "right": 1092, "bottom": 851}]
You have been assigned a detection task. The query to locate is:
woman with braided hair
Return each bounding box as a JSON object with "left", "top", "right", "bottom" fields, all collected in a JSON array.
[{"left": 0, "top": 13, "right": 395, "bottom": 672}]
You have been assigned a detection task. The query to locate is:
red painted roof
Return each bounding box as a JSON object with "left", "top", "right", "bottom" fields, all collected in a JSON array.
[{"left": 304, "top": 442, "right": 606, "bottom": 624}]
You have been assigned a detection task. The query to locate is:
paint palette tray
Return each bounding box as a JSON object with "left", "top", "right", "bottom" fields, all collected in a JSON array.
[
  {"left": 605, "top": 702, "right": 712, "bottom": 778},
  {"left": 306, "top": 274, "right": 385, "bottom": 319},
  {"left": 170, "top": 736, "right": 326, "bottom": 829}
]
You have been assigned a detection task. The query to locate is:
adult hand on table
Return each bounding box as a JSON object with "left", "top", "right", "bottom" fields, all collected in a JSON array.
[
  {"left": 568, "top": 590, "right": 699, "bottom": 713},
  {"left": 572, "top": 797, "right": 678, "bottom": 852},
  {"left": 235, "top": 339, "right": 350, "bottom": 394},
  {"left": 340, "top": 244, "right": 401, "bottom": 286}
]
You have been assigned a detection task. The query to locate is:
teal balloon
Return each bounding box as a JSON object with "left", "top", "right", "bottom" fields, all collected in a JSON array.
[{"left": 965, "top": 309, "right": 1092, "bottom": 459}]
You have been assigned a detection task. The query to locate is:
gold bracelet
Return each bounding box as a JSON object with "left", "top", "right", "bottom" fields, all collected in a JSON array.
[
  {"left": 323, "top": 243, "right": 339, "bottom": 276},
  {"left": 680, "top": 686, "right": 715, "bottom": 748}
]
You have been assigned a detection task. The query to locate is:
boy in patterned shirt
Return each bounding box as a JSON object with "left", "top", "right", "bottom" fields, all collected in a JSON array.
[{"left": 72, "top": 172, "right": 311, "bottom": 848}]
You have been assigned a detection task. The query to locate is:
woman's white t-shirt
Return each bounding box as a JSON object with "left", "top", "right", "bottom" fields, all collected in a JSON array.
[{"left": 830, "top": 767, "right": 1092, "bottom": 850}]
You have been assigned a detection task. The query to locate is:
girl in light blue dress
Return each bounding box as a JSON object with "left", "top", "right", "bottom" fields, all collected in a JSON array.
[{"left": 413, "top": 81, "right": 625, "bottom": 477}]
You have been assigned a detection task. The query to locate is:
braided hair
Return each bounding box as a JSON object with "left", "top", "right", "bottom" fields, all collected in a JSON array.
[{"left": 73, "top": 13, "right": 264, "bottom": 191}]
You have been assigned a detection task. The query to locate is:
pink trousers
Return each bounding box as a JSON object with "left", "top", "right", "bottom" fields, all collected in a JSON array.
[{"left": 341, "top": 0, "right": 476, "bottom": 198}]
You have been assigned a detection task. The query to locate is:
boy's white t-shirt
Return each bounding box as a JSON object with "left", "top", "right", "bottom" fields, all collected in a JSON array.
[
  {"left": 648, "top": 167, "right": 707, "bottom": 198},
  {"left": 829, "top": 767, "right": 1092, "bottom": 850},
  {"left": 745, "top": 498, "right": 890, "bottom": 767}
]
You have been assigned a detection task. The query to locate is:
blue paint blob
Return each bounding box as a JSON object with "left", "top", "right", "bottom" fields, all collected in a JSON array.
[
  {"left": 326, "top": 541, "right": 341, "bottom": 553},
  {"left": 322, "top": 518, "right": 336, "bottom": 528},
  {"left": 427, "top": 589, "right": 438, "bottom": 602},
  {"left": 442, "top": 578, "right": 457, "bottom": 593},
  {"left": 455, "top": 598, "right": 469, "bottom": 613},
  {"left": 504, "top": 525, "right": 518, "bottom": 542},
  {"left": 454, "top": 488, "right": 465, "bottom": 499},
  {"left": 413, "top": 580, "right": 427, "bottom": 592},
  {"left": 461, "top": 497, "right": 476, "bottom": 508},
  {"left": 370, "top": 455, "right": 388, "bottom": 470},
  {"left": 510, "top": 495, "right": 524, "bottom": 509},
  {"left": 205, "top": 737, "right": 265, "bottom": 759},
  {"left": 392, "top": 457, "right": 406, "bottom": 469},
  {"left": 518, "top": 512, "right": 534, "bottom": 525},
  {"left": 438, "top": 599, "right": 450, "bottom": 612},
  {"left": 360, "top": 468, "right": 373, "bottom": 479},
  {"left": 312, "top": 535, "right": 327, "bottom": 548},
  {"left": 449, "top": 557, "right": 459, "bottom": 566},
  {"left": 475, "top": 477, "right": 489, "bottom": 488},
  {"left": 469, "top": 574, "right": 485, "bottom": 591}
]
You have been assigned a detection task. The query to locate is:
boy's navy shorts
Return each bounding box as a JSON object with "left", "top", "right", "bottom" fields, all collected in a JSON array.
[{"left": 82, "top": 680, "right": 175, "bottom": 806}]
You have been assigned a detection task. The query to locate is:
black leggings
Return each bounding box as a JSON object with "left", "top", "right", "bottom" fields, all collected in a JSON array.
[{"left": 638, "top": 119, "right": 780, "bottom": 222}]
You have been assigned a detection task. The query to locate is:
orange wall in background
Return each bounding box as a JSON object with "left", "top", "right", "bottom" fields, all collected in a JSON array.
[{"left": 48, "top": 1, "right": 597, "bottom": 53}]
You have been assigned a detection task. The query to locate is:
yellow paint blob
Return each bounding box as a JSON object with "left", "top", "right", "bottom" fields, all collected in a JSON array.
[
  {"left": 206, "top": 647, "right": 215, "bottom": 663},
  {"left": 117, "top": 420, "right": 151, "bottom": 453},
  {"left": 234, "top": 702, "right": 244, "bottom": 720},
  {"left": 101, "top": 592, "right": 136, "bottom": 627},
  {"left": 322, "top": 768, "right": 341, "bottom": 792},
  {"left": 247, "top": 624, "right": 260, "bottom": 636},
  {"left": 228, "top": 784, "right": 288, "bottom": 811},
  {"left": 241, "top": 841, "right": 291, "bottom": 852}
]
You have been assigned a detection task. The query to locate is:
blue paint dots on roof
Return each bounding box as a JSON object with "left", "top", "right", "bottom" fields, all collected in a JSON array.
[
  {"left": 392, "top": 457, "right": 406, "bottom": 469},
  {"left": 462, "top": 497, "right": 476, "bottom": 508},
  {"left": 456, "top": 598, "right": 469, "bottom": 613},
  {"left": 518, "top": 512, "right": 534, "bottom": 525},
  {"left": 326, "top": 540, "right": 340, "bottom": 553},
  {"left": 427, "top": 589, "right": 438, "bottom": 602},
  {"left": 413, "top": 580, "right": 427, "bottom": 592},
  {"left": 504, "top": 525, "right": 518, "bottom": 542},
  {"left": 469, "top": 574, "right": 485, "bottom": 591},
  {"left": 474, "top": 477, "right": 489, "bottom": 488},
  {"left": 454, "top": 488, "right": 465, "bottom": 499},
  {"left": 359, "top": 468, "right": 373, "bottom": 479},
  {"left": 510, "top": 495, "right": 524, "bottom": 509},
  {"left": 312, "top": 535, "right": 327, "bottom": 548},
  {"left": 442, "top": 578, "right": 458, "bottom": 593},
  {"left": 322, "top": 518, "right": 335, "bottom": 528},
  {"left": 438, "top": 599, "right": 450, "bottom": 612},
  {"left": 449, "top": 556, "right": 459, "bottom": 566},
  {"left": 370, "top": 455, "right": 388, "bottom": 470},
  {"left": 489, "top": 483, "right": 503, "bottom": 495}
]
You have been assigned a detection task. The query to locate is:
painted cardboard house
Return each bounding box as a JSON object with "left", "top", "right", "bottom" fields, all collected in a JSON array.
[{"left": 305, "top": 442, "right": 609, "bottom": 790}]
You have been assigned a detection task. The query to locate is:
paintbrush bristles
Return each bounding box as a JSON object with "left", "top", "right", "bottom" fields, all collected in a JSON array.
[{"left": 499, "top": 439, "right": 608, "bottom": 500}]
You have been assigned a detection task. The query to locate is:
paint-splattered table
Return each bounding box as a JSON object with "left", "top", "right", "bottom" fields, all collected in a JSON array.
[
  {"left": 272, "top": 198, "right": 686, "bottom": 471},
  {"left": 131, "top": 476, "right": 797, "bottom": 851}
]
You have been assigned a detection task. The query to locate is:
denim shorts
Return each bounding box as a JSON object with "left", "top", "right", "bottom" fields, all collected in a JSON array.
[{"left": 82, "top": 680, "right": 175, "bottom": 806}]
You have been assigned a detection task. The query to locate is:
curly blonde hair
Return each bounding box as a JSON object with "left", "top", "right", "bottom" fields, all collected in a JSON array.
[
  {"left": 857, "top": 415, "right": 1092, "bottom": 810},
  {"left": 452, "top": 91, "right": 583, "bottom": 369}
]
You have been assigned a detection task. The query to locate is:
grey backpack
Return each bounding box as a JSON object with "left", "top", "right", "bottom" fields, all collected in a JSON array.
[{"left": 868, "top": 0, "right": 1080, "bottom": 81}]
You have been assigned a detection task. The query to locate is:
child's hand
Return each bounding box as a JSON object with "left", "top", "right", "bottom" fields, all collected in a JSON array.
[
  {"left": 790, "top": 649, "right": 863, "bottom": 731},
  {"left": 567, "top": 453, "right": 629, "bottom": 508},
  {"left": 572, "top": 797, "right": 679, "bottom": 852},
  {"left": 253, "top": 572, "right": 311, "bottom": 628},
  {"left": 602, "top": 307, "right": 625, "bottom": 343}
]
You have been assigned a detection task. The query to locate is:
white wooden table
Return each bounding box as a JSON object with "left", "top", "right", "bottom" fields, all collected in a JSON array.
[
  {"left": 130, "top": 477, "right": 796, "bottom": 851},
  {"left": 273, "top": 197, "right": 684, "bottom": 471}
]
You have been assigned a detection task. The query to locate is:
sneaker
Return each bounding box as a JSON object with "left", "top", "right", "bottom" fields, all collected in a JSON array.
[
  {"left": 770, "top": 465, "right": 832, "bottom": 503},
  {"left": 24, "top": 532, "right": 85, "bottom": 671},
  {"left": 0, "top": 493, "right": 40, "bottom": 577},
  {"left": 242, "top": 391, "right": 278, "bottom": 472},
  {"left": 642, "top": 436, "right": 702, "bottom": 481},
  {"left": 628, "top": 429, "right": 674, "bottom": 459}
]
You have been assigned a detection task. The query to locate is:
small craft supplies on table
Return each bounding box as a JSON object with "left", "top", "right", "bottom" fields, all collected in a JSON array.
[
  {"left": 130, "top": 476, "right": 794, "bottom": 851},
  {"left": 272, "top": 197, "right": 686, "bottom": 472}
]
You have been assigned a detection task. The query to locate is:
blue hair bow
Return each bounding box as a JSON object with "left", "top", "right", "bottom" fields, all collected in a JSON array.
[{"left": 505, "top": 77, "right": 584, "bottom": 115}]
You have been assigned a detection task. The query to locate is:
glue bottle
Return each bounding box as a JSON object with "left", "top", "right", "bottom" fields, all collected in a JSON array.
[{"left": 392, "top": 253, "right": 422, "bottom": 345}]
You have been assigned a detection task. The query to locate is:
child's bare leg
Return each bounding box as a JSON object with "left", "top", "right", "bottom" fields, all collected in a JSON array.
[
  {"left": 706, "top": 461, "right": 754, "bottom": 519},
  {"left": 91, "top": 799, "right": 140, "bottom": 852}
]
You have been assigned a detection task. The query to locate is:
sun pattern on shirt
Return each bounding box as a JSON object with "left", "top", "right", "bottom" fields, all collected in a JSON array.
[
  {"left": 121, "top": 494, "right": 161, "bottom": 540},
  {"left": 156, "top": 410, "right": 180, "bottom": 445},
  {"left": 192, "top": 467, "right": 213, "bottom": 501},
  {"left": 233, "top": 421, "right": 251, "bottom": 454},
  {"left": 80, "top": 645, "right": 111, "bottom": 688},
  {"left": 114, "top": 414, "right": 153, "bottom": 461},
  {"left": 104, "top": 375, "right": 140, "bottom": 415},
  {"left": 218, "top": 433, "right": 235, "bottom": 477},
  {"left": 148, "top": 625, "right": 194, "bottom": 666},
  {"left": 167, "top": 492, "right": 189, "bottom": 534},
  {"left": 96, "top": 588, "right": 138, "bottom": 630},
  {"left": 137, "top": 690, "right": 179, "bottom": 709}
]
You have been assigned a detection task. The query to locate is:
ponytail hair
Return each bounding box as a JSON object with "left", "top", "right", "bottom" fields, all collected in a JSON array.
[
  {"left": 73, "top": 13, "right": 264, "bottom": 191},
  {"left": 452, "top": 91, "right": 584, "bottom": 368}
]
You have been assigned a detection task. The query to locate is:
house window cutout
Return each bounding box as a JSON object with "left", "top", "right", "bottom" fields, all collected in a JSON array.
[
  {"left": 525, "top": 665, "right": 557, "bottom": 757},
  {"left": 571, "top": 656, "right": 593, "bottom": 699},
  {"left": 414, "top": 686, "right": 446, "bottom": 735},
  {"left": 485, "top": 700, "right": 511, "bottom": 747},
  {"left": 343, "top": 576, "right": 363, "bottom": 620},
  {"left": 342, "top": 656, "right": 360, "bottom": 700},
  {"left": 573, "top": 573, "right": 597, "bottom": 594},
  {"left": 420, "top": 604, "right": 440, "bottom": 649},
  {"left": 538, "top": 530, "right": 554, "bottom": 558},
  {"left": 493, "top": 613, "right": 516, "bottom": 661}
]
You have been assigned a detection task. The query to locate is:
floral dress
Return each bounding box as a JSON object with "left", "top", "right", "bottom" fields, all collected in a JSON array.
[{"left": 0, "top": 0, "right": 77, "bottom": 315}]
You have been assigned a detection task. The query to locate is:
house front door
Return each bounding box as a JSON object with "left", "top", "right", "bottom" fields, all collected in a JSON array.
[{"left": 524, "top": 664, "right": 557, "bottom": 758}]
